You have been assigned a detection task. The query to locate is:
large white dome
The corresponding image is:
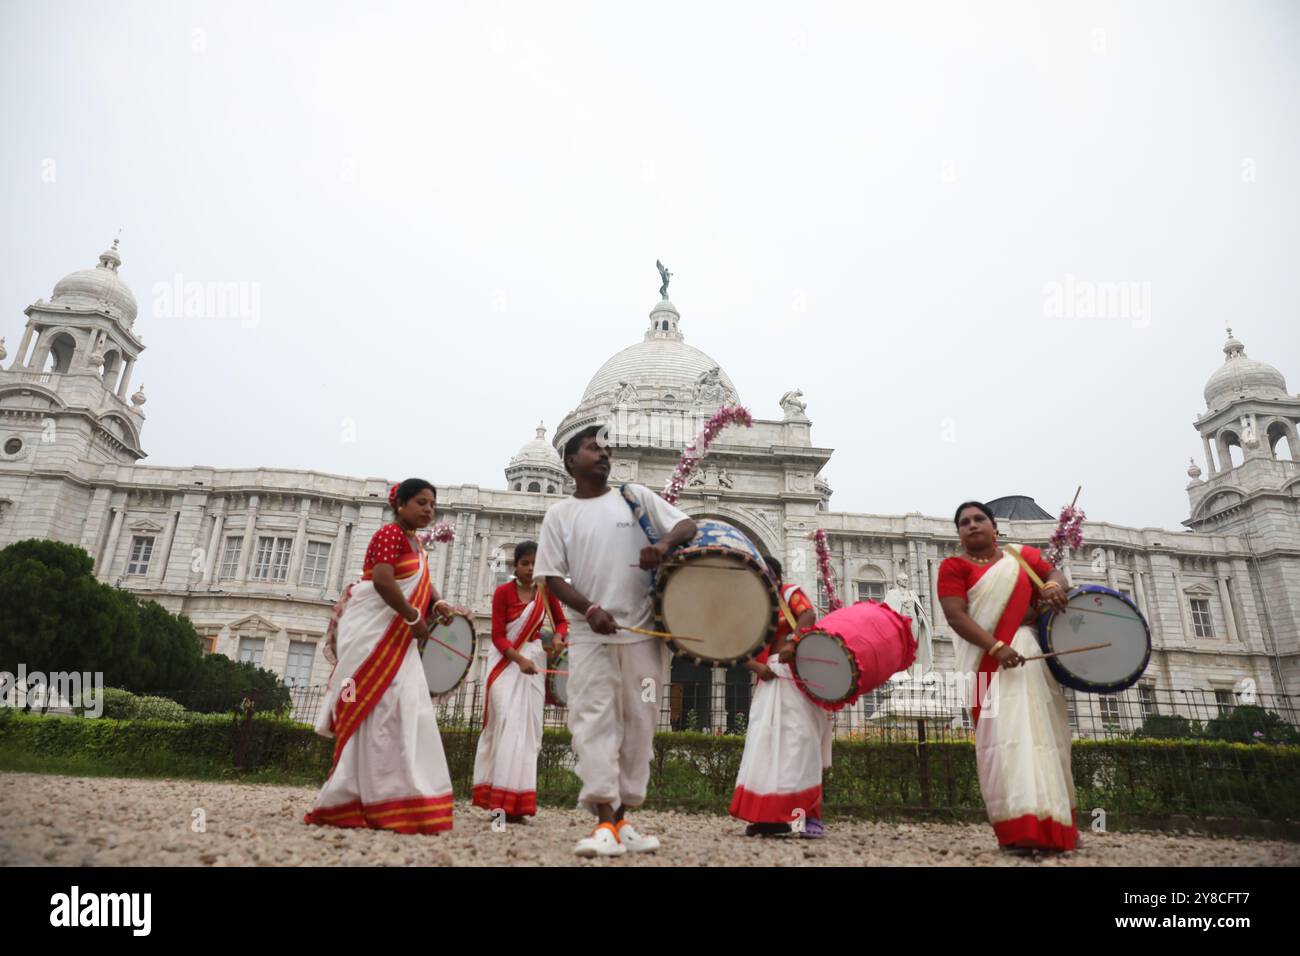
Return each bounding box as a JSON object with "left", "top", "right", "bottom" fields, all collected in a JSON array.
[
  {"left": 1203, "top": 330, "right": 1288, "bottom": 409},
  {"left": 49, "top": 240, "right": 138, "bottom": 327},
  {"left": 578, "top": 298, "right": 738, "bottom": 406}
]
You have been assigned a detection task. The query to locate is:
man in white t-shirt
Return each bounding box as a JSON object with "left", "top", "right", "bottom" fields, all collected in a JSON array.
[{"left": 535, "top": 424, "right": 697, "bottom": 857}]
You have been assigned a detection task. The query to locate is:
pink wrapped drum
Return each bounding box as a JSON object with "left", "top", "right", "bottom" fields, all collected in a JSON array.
[{"left": 791, "top": 601, "right": 917, "bottom": 712}]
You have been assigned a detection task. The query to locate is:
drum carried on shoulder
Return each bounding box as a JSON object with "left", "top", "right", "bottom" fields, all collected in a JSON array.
[
  {"left": 1036, "top": 585, "right": 1151, "bottom": 694},
  {"left": 652, "top": 518, "right": 778, "bottom": 667}
]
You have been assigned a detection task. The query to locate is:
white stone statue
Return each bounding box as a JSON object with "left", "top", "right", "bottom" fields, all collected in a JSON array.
[
  {"left": 614, "top": 380, "right": 639, "bottom": 406},
  {"left": 780, "top": 388, "right": 809, "bottom": 421},
  {"left": 884, "top": 571, "right": 934, "bottom": 679},
  {"left": 691, "top": 366, "right": 730, "bottom": 405},
  {"left": 717, "top": 467, "right": 734, "bottom": 489}
]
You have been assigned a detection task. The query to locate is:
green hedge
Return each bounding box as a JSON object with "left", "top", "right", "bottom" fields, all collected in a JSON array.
[{"left": 2, "top": 711, "right": 1297, "bottom": 822}]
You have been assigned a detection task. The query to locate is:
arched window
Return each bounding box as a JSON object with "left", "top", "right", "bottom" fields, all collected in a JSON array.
[
  {"left": 661, "top": 321, "right": 669, "bottom": 331},
  {"left": 513, "top": 482, "right": 522, "bottom": 491},
  {"left": 1218, "top": 430, "right": 1244, "bottom": 469},
  {"left": 1268, "top": 421, "right": 1296, "bottom": 461},
  {"left": 44, "top": 333, "right": 77, "bottom": 373},
  {"left": 527, "top": 481, "right": 541, "bottom": 493},
  {"left": 101, "top": 350, "right": 120, "bottom": 385},
  {"left": 547, "top": 484, "right": 556, "bottom": 494}
]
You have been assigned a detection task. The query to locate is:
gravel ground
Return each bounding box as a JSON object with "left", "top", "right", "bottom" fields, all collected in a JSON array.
[{"left": 1, "top": 772, "right": 1295, "bottom": 867}]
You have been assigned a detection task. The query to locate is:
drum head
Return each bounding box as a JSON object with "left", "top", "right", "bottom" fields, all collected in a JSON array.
[
  {"left": 421, "top": 614, "right": 476, "bottom": 696},
  {"left": 657, "top": 552, "right": 773, "bottom": 665},
  {"left": 1038, "top": 586, "right": 1151, "bottom": 693},
  {"left": 546, "top": 649, "right": 569, "bottom": 707},
  {"left": 793, "top": 631, "right": 858, "bottom": 705}
]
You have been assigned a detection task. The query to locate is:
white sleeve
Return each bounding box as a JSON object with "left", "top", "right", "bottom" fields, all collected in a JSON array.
[
  {"left": 533, "top": 508, "right": 568, "bottom": 579},
  {"left": 630, "top": 484, "right": 692, "bottom": 540}
]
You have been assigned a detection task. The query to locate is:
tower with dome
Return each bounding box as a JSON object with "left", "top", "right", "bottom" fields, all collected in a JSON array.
[{"left": 1, "top": 244, "right": 1296, "bottom": 731}]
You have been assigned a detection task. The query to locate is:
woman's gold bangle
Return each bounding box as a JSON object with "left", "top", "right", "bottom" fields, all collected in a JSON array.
[
  {"left": 991, "top": 640, "right": 1006, "bottom": 654},
  {"left": 1042, "top": 581, "right": 1062, "bottom": 592}
]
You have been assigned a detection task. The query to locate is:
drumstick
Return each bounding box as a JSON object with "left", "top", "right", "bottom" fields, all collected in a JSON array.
[
  {"left": 538, "top": 669, "right": 569, "bottom": 676},
  {"left": 418, "top": 633, "right": 473, "bottom": 663},
  {"left": 775, "top": 674, "right": 827, "bottom": 691},
  {"left": 795, "top": 655, "right": 843, "bottom": 666},
  {"left": 619, "top": 624, "right": 706, "bottom": 644},
  {"left": 1047, "top": 604, "right": 1140, "bottom": 623},
  {"left": 1021, "top": 641, "right": 1112, "bottom": 662}
]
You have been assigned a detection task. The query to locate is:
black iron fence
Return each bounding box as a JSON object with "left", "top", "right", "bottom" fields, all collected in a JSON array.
[
  {"left": 10, "top": 677, "right": 1295, "bottom": 745},
  {"left": 272, "top": 680, "right": 1298, "bottom": 743}
]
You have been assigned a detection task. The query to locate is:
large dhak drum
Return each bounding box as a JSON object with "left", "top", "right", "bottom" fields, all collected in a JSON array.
[
  {"left": 420, "top": 612, "right": 476, "bottom": 697},
  {"left": 1036, "top": 585, "right": 1151, "bottom": 694},
  {"left": 652, "top": 519, "right": 777, "bottom": 666},
  {"left": 792, "top": 601, "right": 917, "bottom": 711},
  {"left": 546, "top": 648, "right": 570, "bottom": 707}
]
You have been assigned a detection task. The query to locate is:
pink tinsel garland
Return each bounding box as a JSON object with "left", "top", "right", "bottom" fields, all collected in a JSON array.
[
  {"left": 661, "top": 404, "right": 754, "bottom": 504},
  {"left": 1044, "top": 504, "right": 1086, "bottom": 569},
  {"left": 418, "top": 522, "right": 456, "bottom": 548},
  {"left": 811, "top": 528, "right": 844, "bottom": 611}
]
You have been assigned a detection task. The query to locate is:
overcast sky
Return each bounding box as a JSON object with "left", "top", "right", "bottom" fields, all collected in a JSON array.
[{"left": 3, "top": 0, "right": 1297, "bottom": 532}]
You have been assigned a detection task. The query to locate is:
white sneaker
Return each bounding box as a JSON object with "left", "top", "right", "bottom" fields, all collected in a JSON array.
[
  {"left": 574, "top": 823, "right": 626, "bottom": 858},
  {"left": 616, "top": 819, "right": 660, "bottom": 853}
]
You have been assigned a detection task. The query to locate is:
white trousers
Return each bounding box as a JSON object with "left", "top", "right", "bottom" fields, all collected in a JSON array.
[{"left": 566, "top": 638, "right": 666, "bottom": 814}]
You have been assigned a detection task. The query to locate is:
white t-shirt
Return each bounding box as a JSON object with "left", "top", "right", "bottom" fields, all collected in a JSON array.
[{"left": 534, "top": 483, "right": 691, "bottom": 645}]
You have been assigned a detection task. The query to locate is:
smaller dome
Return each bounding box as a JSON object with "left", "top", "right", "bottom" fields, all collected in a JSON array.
[
  {"left": 509, "top": 422, "right": 562, "bottom": 468},
  {"left": 50, "top": 240, "right": 138, "bottom": 326},
  {"left": 131, "top": 385, "right": 147, "bottom": 407},
  {"left": 1187, "top": 458, "right": 1202, "bottom": 480},
  {"left": 1203, "top": 329, "right": 1288, "bottom": 409}
]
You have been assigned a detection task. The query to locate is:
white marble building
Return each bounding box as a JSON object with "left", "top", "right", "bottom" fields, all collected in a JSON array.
[{"left": 2, "top": 243, "right": 1297, "bottom": 732}]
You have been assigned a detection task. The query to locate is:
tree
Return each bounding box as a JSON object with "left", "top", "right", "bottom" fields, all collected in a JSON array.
[{"left": 1202, "top": 704, "right": 1300, "bottom": 745}]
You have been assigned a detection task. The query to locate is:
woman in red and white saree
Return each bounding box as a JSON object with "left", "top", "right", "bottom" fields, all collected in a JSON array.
[
  {"left": 938, "top": 501, "right": 1075, "bottom": 852},
  {"left": 472, "top": 540, "right": 568, "bottom": 822},
  {"left": 305, "top": 479, "right": 456, "bottom": 834},
  {"left": 730, "top": 557, "right": 833, "bottom": 838}
]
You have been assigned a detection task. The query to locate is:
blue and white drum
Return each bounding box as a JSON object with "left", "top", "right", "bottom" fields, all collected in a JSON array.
[
  {"left": 653, "top": 518, "right": 777, "bottom": 667},
  {"left": 1036, "top": 585, "right": 1151, "bottom": 694}
]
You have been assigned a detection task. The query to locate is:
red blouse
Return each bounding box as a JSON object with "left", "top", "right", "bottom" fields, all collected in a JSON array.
[
  {"left": 363, "top": 523, "right": 416, "bottom": 573},
  {"left": 756, "top": 584, "right": 814, "bottom": 664},
  {"left": 937, "top": 547, "right": 1054, "bottom": 602},
  {"left": 490, "top": 580, "right": 570, "bottom": 654}
]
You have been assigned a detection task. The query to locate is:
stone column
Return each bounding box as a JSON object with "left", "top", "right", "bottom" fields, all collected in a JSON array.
[
  {"left": 202, "top": 508, "right": 226, "bottom": 585},
  {"left": 98, "top": 507, "right": 125, "bottom": 577},
  {"left": 1170, "top": 558, "right": 1192, "bottom": 640},
  {"left": 236, "top": 495, "right": 261, "bottom": 583},
  {"left": 287, "top": 497, "right": 311, "bottom": 586},
  {"left": 1216, "top": 562, "right": 1240, "bottom": 643},
  {"left": 116, "top": 357, "right": 136, "bottom": 400},
  {"left": 152, "top": 502, "right": 180, "bottom": 587},
  {"left": 1201, "top": 435, "right": 1216, "bottom": 476},
  {"left": 13, "top": 325, "right": 35, "bottom": 369},
  {"left": 325, "top": 521, "right": 348, "bottom": 594}
]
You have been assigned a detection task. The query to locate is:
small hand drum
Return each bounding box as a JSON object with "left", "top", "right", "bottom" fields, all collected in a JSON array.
[
  {"left": 1036, "top": 585, "right": 1151, "bottom": 694},
  {"left": 652, "top": 519, "right": 776, "bottom": 667},
  {"left": 546, "top": 648, "right": 569, "bottom": 707},
  {"left": 420, "top": 612, "right": 476, "bottom": 696}
]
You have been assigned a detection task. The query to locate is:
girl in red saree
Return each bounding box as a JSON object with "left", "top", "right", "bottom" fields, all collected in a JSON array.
[
  {"left": 938, "top": 501, "right": 1075, "bottom": 853},
  {"left": 472, "top": 540, "right": 569, "bottom": 822},
  {"left": 304, "top": 479, "right": 456, "bottom": 834},
  {"left": 730, "top": 556, "right": 832, "bottom": 838}
]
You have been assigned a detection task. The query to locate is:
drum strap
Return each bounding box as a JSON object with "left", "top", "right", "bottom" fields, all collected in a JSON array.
[
  {"left": 1002, "top": 544, "right": 1046, "bottom": 590},
  {"left": 620, "top": 483, "right": 661, "bottom": 545},
  {"left": 538, "top": 580, "right": 556, "bottom": 633},
  {"left": 776, "top": 584, "right": 800, "bottom": 634}
]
